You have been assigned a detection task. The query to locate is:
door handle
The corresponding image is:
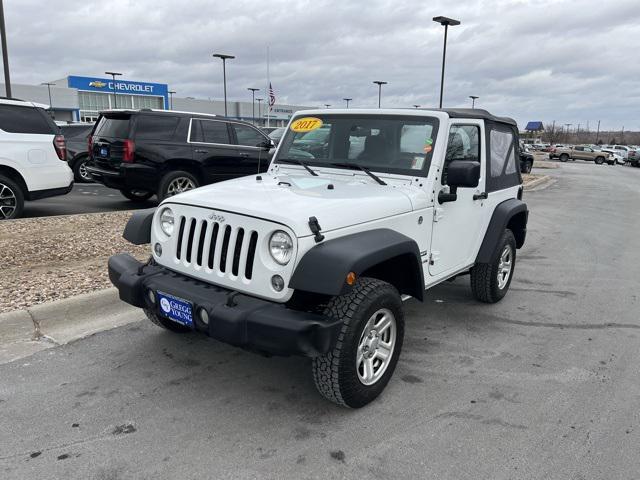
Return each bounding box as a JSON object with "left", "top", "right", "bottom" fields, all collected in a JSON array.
[
  {"left": 194, "top": 149, "right": 208, "bottom": 154},
  {"left": 473, "top": 192, "right": 488, "bottom": 201}
]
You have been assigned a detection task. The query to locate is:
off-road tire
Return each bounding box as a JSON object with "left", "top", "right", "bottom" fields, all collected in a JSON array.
[
  {"left": 311, "top": 277, "right": 404, "bottom": 408},
  {"left": 559, "top": 153, "right": 569, "bottom": 162},
  {"left": 0, "top": 174, "right": 25, "bottom": 220},
  {"left": 144, "top": 308, "right": 191, "bottom": 333},
  {"left": 470, "top": 229, "right": 516, "bottom": 303},
  {"left": 120, "top": 188, "right": 154, "bottom": 202},
  {"left": 595, "top": 156, "right": 605, "bottom": 165},
  {"left": 158, "top": 171, "right": 199, "bottom": 201}
]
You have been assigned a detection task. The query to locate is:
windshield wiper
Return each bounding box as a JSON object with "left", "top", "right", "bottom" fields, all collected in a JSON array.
[
  {"left": 329, "top": 162, "right": 387, "bottom": 186},
  {"left": 277, "top": 158, "right": 318, "bottom": 176}
]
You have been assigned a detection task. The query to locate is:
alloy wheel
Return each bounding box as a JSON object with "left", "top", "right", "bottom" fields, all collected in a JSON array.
[
  {"left": 0, "top": 182, "right": 17, "bottom": 219},
  {"left": 166, "top": 177, "right": 196, "bottom": 197},
  {"left": 497, "top": 245, "right": 513, "bottom": 290},
  {"left": 78, "top": 161, "right": 92, "bottom": 182},
  {"left": 356, "top": 308, "right": 397, "bottom": 386}
]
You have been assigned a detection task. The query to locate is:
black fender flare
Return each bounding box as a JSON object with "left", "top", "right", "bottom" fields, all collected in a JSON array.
[
  {"left": 289, "top": 229, "right": 425, "bottom": 301},
  {"left": 123, "top": 208, "right": 156, "bottom": 245},
  {"left": 476, "top": 199, "right": 528, "bottom": 264}
]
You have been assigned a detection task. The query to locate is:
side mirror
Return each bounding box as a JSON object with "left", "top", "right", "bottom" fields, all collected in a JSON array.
[
  {"left": 446, "top": 160, "right": 480, "bottom": 188},
  {"left": 259, "top": 139, "right": 275, "bottom": 150}
]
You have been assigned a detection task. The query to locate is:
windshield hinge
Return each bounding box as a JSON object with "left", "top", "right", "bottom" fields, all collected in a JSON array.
[{"left": 308, "top": 216, "right": 325, "bottom": 243}]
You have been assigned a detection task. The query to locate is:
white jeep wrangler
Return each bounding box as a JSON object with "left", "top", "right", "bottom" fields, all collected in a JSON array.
[{"left": 109, "top": 108, "right": 528, "bottom": 408}]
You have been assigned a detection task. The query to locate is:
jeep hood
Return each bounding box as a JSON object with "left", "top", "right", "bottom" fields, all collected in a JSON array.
[{"left": 166, "top": 173, "right": 426, "bottom": 237}]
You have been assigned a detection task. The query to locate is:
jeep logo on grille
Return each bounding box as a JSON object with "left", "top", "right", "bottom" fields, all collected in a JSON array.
[{"left": 208, "top": 213, "right": 225, "bottom": 223}]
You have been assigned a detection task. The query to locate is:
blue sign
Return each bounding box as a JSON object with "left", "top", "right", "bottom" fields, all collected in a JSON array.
[{"left": 67, "top": 75, "right": 169, "bottom": 108}]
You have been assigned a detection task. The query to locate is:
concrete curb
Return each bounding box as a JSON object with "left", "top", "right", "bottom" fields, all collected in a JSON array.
[
  {"left": 524, "top": 175, "right": 554, "bottom": 191},
  {"left": 0, "top": 288, "right": 141, "bottom": 365}
]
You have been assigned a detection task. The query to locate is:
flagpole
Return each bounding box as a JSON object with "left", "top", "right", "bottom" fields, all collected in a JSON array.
[{"left": 266, "top": 46, "right": 271, "bottom": 128}]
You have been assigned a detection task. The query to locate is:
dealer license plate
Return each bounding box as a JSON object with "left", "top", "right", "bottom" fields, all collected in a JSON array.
[{"left": 157, "top": 291, "right": 193, "bottom": 328}]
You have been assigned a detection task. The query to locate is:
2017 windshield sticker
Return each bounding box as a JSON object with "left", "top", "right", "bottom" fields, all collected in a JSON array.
[{"left": 291, "top": 117, "right": 323, "bottom": 133}]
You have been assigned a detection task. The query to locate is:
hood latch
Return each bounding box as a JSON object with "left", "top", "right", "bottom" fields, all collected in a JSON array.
[{"left": 308, "top": 216, "right": 325, "bottom": 243}]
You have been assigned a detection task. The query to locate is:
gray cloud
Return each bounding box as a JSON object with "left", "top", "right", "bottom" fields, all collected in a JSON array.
[{"left": 3, "top": 0, "right": 639, "bottom": 130}]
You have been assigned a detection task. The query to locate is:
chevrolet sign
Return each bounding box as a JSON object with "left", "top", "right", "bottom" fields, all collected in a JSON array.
[{"left": 88, "top": 80, "right": 107, "bottom": 88}]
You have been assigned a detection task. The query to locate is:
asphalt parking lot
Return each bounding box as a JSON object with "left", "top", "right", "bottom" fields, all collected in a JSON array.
[
  {"left": 22, "top": 184, "right": 156, "bottom": 218},
  {"left": 2, "top": 163, "right": 639, "bottom": 479}
]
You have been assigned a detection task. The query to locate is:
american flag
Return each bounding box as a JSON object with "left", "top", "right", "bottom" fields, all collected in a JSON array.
[{"left": 268, "top": 82, "right": 276, "bottom": 110}]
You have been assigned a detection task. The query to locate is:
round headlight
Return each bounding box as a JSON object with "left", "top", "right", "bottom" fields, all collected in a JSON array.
[
  {"left": 269, "top": 231, "right": 293, "bottom": 265},
  {"left": 159, "top": 207, "right": 175, "bottom": 236}
]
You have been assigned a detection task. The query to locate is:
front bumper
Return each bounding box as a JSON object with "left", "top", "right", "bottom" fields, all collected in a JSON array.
[{"left": 108, "top": 253, "right": 342, "bottom": 357}]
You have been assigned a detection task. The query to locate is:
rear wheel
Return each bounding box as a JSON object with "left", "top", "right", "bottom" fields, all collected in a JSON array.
[
  {"left": 158, "top": 171, "right": 199, "bottom": 201},
  {"left": 312, "top": 278, "right": 404, "bottom": 408},
  {"left": 120, "top": 188, "right": 154, "bottom": 202},
  {"left": 523, "top": 161, "right": 533, "bottom": 173},
  {"left": 559, "top": 153, "right": 569, "bottom": 162},
  {"left": 470, "top": 229, "right": 516, "bottom": 303},
  {"left": 0, "top": 175, "right": 24, "bottom": 220},
  {"left": 144, "top": 308, "right": 191, "bottom": 333}
]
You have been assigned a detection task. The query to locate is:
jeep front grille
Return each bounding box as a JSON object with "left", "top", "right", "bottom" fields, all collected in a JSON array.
[{"left": 174, "top": 216, "right": 259, "bottom": 281}]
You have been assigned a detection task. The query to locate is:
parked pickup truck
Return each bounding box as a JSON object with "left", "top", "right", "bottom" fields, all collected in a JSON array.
[{"left": 550, "top": 145, "right": 614, "bottom": 165}]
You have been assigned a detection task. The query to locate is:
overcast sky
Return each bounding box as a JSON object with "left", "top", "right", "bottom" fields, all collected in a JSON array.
[{"left": 4, "top": 0, "right": 639, "bottom": 129}]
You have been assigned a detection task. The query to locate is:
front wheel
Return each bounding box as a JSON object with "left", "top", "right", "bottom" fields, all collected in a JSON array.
[
  {"left": 594, "top": 156, "right": 605, "bottom": 165},
  {"left": 120, "top": 188, "right": 154, "bottom": 202},
  {"left": 0, "top": 174, "right": 25, "bottom": 220},
  {"left": 72, "top": 156, "right": 93, "bottom": 182},
  {"left": 470, "top": 229, "right": 516, "bottom": 303},
  {"left": 312, "top": 278, "right": 404, "bottom": 408},
  {"left": 559, "top": 153, "right": 569, "bottom": 162}
]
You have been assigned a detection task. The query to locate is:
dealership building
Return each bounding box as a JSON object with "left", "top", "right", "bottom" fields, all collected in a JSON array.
[{"left": 0, "top": 74, "right": 314, "bottom": 125}]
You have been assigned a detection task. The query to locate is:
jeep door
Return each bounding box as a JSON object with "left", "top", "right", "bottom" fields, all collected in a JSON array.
[
  {"left": 188, "top": 118, "right": 241, "bottom": 183},
  {"left": 428, "top": 121, "right": 487, "bottom": 277},
  {"left": 230, "top": 123, "right": 272, "bottom": 175}
]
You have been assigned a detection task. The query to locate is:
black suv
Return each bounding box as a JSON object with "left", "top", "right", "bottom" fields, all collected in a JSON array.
[
  {"left": 60, "top": 123, "right": 94, "bottom": 182},
  {"left": 86, "top": 110, "right": 274, "bottom": 201}
]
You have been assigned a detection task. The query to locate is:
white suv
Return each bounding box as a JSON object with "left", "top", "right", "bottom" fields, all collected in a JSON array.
[
  {"left": 0, "top": 98, "right": 73, "bottom": 219},
  {"left": 109, "top": 108, "right": 528, "bottom": 407}
]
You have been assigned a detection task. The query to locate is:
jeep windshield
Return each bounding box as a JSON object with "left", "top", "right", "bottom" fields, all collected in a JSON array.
[{"left": 275, "top": 114, "right": 439, "bottom": 177}]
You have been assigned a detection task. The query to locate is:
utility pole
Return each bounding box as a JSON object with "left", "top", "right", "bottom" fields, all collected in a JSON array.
[
  {"left": 596, "top": 120, "right": 600, "bottom": 144},
  {"left": 41, "top": 82, "right": 55, "bottom": 116},
  {"left": 105, "top": 71, "right": 122, "bottom": 108},
  {"left": 565, "top": 123, "right": 572, "bottom": 143},
  {"left": 433, "top": 16, "right": 461, "bottom": 108},
  {"left": 621, "top": 126, "right": 625, "bottom": 144},
  {"left": 550, "top": 120, "right": 556, "bottom": 144},
  {"left": 0, "top": 0, "right": 11, "bottom": 98},
  {"left": 247, "top": 88, "right": 259, "bottom": 124}
]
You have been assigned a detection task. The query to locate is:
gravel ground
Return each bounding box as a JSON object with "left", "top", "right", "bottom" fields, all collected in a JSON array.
[{"left": 0, "top": 211, "right": 148, "bottom": 313}]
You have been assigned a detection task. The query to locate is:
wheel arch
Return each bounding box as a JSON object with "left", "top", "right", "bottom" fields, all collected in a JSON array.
[
  {"left": 159, "top": 160, "right": 205, "bottom": 184},
  {"left": 476, "top": 199, "right": 528, "bottom": 264},
  {"left": 289, "top": 229, "right": 425, "bottom": 302},
  {"left": 0, "top": 165, "right": 29, "bottom": 197}
]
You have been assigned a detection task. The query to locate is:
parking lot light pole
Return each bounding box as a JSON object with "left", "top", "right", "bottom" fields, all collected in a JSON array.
[
  {"left": 413, "top": 104, "right": 421, "bottom": 108},
  {"left": 343, "top": 98, "right": 352, "bottom": 108},
  {"left": 469, "top": 95, "right": 479, "bottom": 108},
  {"left": 168, "top": 90, "right": 176, "bottom": 110},
  {"left": 212, "top": 53, "right": 235, "bottom": 116},
  {"left": 247, "top": 88, "right": 259, "bottom": 124},
  {"left": 105, "top": 71, "right": 122, "bottom": 109},
  {"left": 373, "top": 81, "right": 387, "bottom": 108},
  {"left": 41, "top": 82, "right": 55, "bottom": 115},
  {"left": 433, "top": 16, "right": 461, "bottom": 109},
  {"left": 324, "top": 104, "right": 331, "bottom": 109},
  {"left": 256, "top": 98, "right": 263, "bottom": 126},
  {"left": 0, "top": 0, "right": 11, "bottom": 98}
]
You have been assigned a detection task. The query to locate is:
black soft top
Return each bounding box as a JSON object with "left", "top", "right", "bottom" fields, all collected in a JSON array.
[{"left": 434, "top": 108, "right": 517, "bottom": 127}]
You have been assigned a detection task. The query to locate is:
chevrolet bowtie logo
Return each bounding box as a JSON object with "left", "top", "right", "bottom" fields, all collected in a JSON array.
[{"left": 89, "top": 80, "right": 107, "bottom": 88}]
